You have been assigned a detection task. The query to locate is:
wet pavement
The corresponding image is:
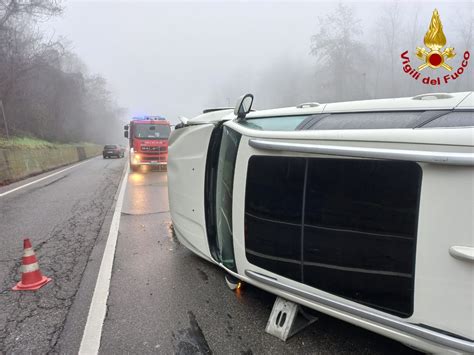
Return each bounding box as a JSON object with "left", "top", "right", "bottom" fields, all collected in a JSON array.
[
  {"left": 0, "top": 162, "right": 420, "bottom": 354},
  {"left": 99, "top": 168, "right": 419, "bottom": 354}
]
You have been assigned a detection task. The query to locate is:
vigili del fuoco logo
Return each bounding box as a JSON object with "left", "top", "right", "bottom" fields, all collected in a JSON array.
[{"left": 400, "top": 9, "right": 470, "bottom": 85}]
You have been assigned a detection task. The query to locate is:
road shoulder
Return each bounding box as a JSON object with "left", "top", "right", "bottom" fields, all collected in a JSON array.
[{"left": 55, "top": 160, "right": 128, "bottom": 354}]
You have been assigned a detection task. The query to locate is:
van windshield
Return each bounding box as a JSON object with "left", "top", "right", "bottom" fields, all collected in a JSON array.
[{"left": 134, "top": 124, "right": 170, "bottom": 139}]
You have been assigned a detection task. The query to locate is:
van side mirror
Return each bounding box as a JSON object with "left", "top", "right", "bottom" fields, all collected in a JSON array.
[
  {"left": 234, "top": 93, "right": 254, "bottom": 120},
  {"left": 124, "top": 124, "right": 129, "bottom": 130},
  {"left": 124, "top": 131, "right": 128, "bottom": 138}
]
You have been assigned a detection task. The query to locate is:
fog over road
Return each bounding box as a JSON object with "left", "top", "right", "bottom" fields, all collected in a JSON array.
[
  {"left": 0, "top": 158, "right": 420, "bottom": 354},
  {"left": 0, "top": 0, "right": 470, "bottom": 353}
]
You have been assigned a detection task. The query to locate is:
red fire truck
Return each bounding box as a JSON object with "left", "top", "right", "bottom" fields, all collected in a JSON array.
[{"left": 124, "top": 116, "right": 171, "bottom": 172}]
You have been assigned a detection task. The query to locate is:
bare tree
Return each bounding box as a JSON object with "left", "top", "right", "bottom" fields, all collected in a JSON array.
[
  {"left": 0, "top": 0, "right": 61, "bottom": 29},
  {"left": 310, "top": 3, "right": 370, "bottom": 101},
  {"left": 0, "top": 0, "right": 62, "bottom": 100},
  {"left": 0, "top": 0, "right": 124, "bottom": 143},
  {"left": 373, "top": 1, "right": 404, "bottom": 97}
]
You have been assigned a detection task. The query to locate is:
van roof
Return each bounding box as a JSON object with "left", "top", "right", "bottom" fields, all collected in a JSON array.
[
  {"left": 246, "top": 92, "right": 473, "bottom": 119},
  {"left": 186, "top": 92, "right": 473, "bottom": 126}
]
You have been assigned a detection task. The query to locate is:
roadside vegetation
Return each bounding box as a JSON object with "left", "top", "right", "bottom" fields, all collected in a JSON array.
[
  {"left": 0, "top": 135, "right": 97, "bottom": 149},
  {"left": 0, "top": 136, "right": 57, "bottom": 148},
  {"left": 0, "top": 0, "right": 123, "bottom": 144}
]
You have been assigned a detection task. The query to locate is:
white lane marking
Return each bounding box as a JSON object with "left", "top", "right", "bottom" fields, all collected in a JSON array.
[
  {"left": 79, "top": 164, "right": 129, "bottom": 355},
  {"left": 0, "top": 159, "right": 92, "bottom": 197}
]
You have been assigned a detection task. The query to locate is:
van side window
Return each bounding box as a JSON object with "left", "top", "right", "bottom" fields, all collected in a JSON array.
[
  {"left": 303, "top": 158, "right": 421, "bottom": 318},
  {"left": 245, "top": 157, "right": 306, "bottom": 281},
  {"left": 245, "top": 156, "right": 422, "bottom": 318},
  {"left": 308, "top": 111, "right": 439, "bottom": 130},
  {"left": 238, "top": 111, "right": 457, "bottom": 131},
  {"left": 421, "top": 111, "right": 474, "bottom": 128}
]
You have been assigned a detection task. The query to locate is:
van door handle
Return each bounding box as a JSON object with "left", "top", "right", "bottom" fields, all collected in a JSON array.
[{"left": 449, "top": 246, "right": 474, "bottom": 262}]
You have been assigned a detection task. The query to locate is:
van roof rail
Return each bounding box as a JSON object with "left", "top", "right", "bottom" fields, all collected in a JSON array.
[
  {"left": 412, "top": 93, "right": 453, "bottom": 100},
  {"left": 297, "top": 102, "right": 320, "bottom": 108},
  {"left": 202, "top": 107, "right": 233, "bottom": 114}
]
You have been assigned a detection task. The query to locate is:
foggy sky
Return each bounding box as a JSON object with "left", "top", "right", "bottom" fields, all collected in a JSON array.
[{"left": 44, "top": 0, "right": 471, "bottom": 125}]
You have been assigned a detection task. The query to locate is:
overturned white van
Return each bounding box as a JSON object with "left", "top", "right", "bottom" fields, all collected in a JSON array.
[{"left": 168, "top": 92, "right": 474, "bottom": 354}]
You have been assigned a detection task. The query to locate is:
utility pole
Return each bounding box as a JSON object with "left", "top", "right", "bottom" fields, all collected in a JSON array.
[{"left": 0, "top": 100, "right": 9, "bottom": 140}]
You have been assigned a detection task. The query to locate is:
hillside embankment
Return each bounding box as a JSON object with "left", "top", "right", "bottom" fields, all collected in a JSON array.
[{"left": 0, "top": 138, "right": 102, "bottom": 185}]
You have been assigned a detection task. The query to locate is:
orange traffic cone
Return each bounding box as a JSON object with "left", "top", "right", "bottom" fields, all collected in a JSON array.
[{"left": 12, "top": 238, "right": 52, "bottom": 291}]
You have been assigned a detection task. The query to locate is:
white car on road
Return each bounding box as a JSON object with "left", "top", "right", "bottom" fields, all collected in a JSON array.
[{"left": 168, "top": 92, "right": 473, "bottom": 354}]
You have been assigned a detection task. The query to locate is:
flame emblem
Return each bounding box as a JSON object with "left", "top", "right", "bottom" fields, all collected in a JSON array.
[{"left": 416, "top": 9, "right": 455, "bottom": 71}]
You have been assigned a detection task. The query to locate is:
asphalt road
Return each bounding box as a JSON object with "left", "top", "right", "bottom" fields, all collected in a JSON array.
[
  {"left": 99, "top": 168, "right": 419, "bottom": 354},
  {"left": 0, "top": 156, "right": 124, "bottom": 353},
  {"left": 0, "top": 159, "right": 420, "bottom": 354}
]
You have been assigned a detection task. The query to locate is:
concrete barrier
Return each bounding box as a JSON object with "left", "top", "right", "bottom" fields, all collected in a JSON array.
[{"left": 0, "top": 145, "right": 102, "bottom": 185}]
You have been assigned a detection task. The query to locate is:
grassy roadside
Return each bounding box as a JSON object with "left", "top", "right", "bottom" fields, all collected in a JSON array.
[
  {"left": 0, "top": 136, "right": 102, "bottom": 186},
  {"left": 0, "top": 136, "right": 97, "bottom": 149}
]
